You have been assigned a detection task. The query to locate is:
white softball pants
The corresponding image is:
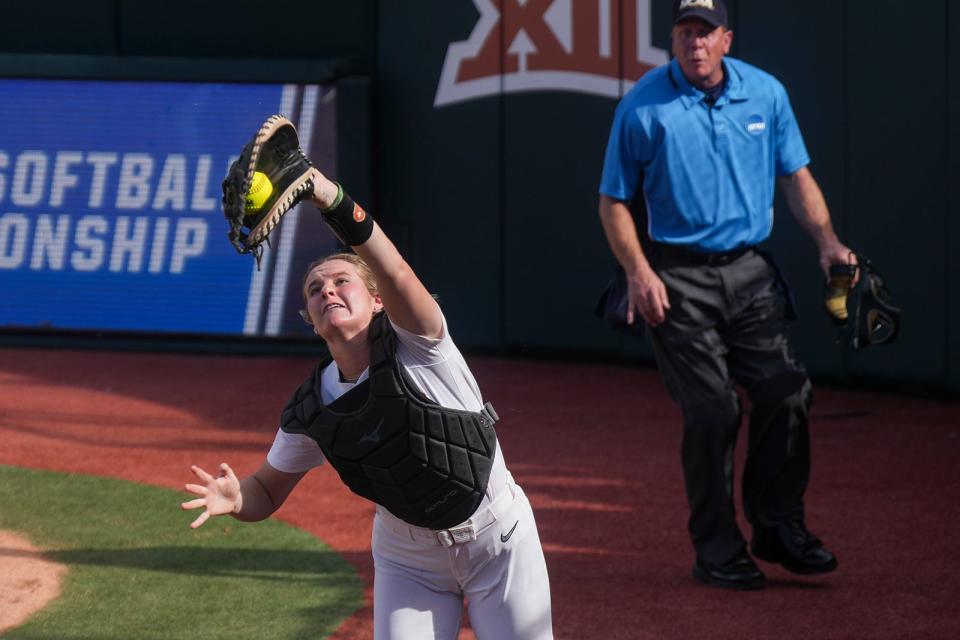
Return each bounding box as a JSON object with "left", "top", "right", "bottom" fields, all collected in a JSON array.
[{"left": 371, "top": 482, "right": 553, "bottom": 640}]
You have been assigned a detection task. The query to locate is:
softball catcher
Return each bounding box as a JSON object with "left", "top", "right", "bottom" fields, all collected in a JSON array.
[{"left": 184, "top": 115, "right": 553, "bottom": 639}]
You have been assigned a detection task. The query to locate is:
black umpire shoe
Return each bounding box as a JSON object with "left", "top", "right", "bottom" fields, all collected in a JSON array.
[
  {"left": 751, "top": 518, "right": 838, "bottom": 575},
  {"left": 692, "top": 550, "right": 765, "bottom": 590}
]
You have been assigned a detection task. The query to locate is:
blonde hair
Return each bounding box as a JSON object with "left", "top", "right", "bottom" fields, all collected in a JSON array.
[{"left": 298, "top": 253, "right": 379, "bottom": 326}]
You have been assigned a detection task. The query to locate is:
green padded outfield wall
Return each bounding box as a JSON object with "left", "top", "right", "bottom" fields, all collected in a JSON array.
[{"left": 1, "top": 0, "right": 957, "bottom": 390}]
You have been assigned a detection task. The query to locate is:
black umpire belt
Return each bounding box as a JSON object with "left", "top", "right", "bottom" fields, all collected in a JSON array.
[{"left": 650, "top": 242, "right": 755, "bottom": 267}]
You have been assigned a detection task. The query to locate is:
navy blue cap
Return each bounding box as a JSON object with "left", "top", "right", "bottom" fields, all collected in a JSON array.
[{"left": 673, "top": 0, "right": 728, "bottom": 29}]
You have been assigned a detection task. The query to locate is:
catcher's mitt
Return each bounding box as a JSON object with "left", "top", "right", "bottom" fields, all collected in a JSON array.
[{"left": 222, "top": 115, "right": 315, "bottom": 267}]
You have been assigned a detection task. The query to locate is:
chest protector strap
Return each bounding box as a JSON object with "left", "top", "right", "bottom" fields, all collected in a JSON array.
[{"left": 279, "top": 313, "right": 499, "bottom": 530}]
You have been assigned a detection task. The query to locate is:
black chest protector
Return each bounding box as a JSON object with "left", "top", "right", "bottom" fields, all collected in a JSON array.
[{"left": 279, "top": 313, "right": 499, "bottom": 530}]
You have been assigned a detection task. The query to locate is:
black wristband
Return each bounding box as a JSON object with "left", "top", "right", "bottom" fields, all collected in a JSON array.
[{"left": 319, "top": 183, "right": 374, "bottom": 246}]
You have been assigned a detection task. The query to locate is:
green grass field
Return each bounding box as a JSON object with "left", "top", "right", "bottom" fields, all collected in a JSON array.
[{"left": 0, "top": 465, "right": 363, "bottom": 640}]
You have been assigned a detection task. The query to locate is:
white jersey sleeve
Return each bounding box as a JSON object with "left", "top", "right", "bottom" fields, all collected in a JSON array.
[
  {"left": 389, "top": 314, "right": 484, "bottom": 413},
  {"left": 266, "top": 428, "right": 325, "bottom": 474}
]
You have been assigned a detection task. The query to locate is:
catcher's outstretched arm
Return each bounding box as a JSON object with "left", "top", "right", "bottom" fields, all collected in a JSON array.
[
  {"left": 310, "top": 169, "right": 443, "bottom": 340},
  {"left": 181, "top": 461, "right": 306, "bottom": 528}
]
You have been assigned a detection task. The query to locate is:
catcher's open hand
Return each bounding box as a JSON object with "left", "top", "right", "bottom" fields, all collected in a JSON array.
[
  {"left": 181, "top": 463, "right": 242, "bottom": 529},
  {"left": 222, "top": 115, "right": 315, "bottom": 266}
]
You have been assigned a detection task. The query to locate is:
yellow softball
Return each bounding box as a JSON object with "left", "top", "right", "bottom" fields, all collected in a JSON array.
[{"left": 244, "top": 171, "right": 273, "bottom": 214}]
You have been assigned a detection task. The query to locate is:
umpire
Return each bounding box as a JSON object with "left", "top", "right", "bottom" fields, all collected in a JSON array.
[{"left": 598, "top": 0, "right": 851, "bottom": 590}]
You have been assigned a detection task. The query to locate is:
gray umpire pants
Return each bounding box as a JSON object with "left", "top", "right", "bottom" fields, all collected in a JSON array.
[{"left": 648, "top": 247, "right": 812, "bottom": 566}]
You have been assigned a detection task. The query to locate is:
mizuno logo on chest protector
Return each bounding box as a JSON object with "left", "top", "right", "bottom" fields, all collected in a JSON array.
[{"left": 358, "top": 416, "right": 385, "bottom": 445}]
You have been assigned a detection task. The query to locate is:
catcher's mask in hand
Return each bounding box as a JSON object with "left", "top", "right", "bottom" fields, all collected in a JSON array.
[{"left": 829, "top": 254, "right": 901, "bottom": 351}]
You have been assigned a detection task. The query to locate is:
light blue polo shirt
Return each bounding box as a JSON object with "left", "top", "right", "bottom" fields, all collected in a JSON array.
[{"left": 599, "top": 57, "right": 810, "bottom": 252}]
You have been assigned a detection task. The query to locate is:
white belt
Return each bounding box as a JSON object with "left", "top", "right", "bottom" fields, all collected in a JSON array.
[{"left": 381, "top": 482, "right": 517, "bottom": 547}]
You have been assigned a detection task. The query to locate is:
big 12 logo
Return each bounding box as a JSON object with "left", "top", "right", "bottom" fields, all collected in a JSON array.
[{"left": 435, "top": 0, "right": 667, "bottom": 106}]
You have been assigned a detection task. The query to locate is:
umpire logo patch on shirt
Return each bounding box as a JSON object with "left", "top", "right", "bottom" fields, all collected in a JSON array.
[{"left": 746, "top": 114, "right": 766, "bottom": 135}]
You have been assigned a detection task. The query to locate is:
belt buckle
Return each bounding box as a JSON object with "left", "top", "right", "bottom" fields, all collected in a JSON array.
[
  {"left": 436, "top": 524, "right": 476, "bottom": 547},
  {"left": 450, "top": 524, "right": 476, "bottom": 544},
  {"left": 436, "top": 530, "right": 454, "bottom": 547},
  {"left": 708, "top": 248, "right": 745, "bottom": 267},
  {"left": 706, "top": 253, "right": 726, "bottom": 267}
]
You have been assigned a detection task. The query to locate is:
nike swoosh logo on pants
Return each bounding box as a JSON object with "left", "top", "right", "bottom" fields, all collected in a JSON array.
[{"left": 500, "top": 520, "right": 519, "bottom": 543}]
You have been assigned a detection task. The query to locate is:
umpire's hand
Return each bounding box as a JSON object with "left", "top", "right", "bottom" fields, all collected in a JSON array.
[
  {"left": 819, "top": 240, "right": 859, "bottom": 286},
  {"left": 628, "top": 267, "right": 671, "bottom": 327}
]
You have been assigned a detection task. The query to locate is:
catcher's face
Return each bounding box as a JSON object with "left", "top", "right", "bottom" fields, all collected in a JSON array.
[{"left": 303, "top": 260, "right": 382, "bottom": 339}]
